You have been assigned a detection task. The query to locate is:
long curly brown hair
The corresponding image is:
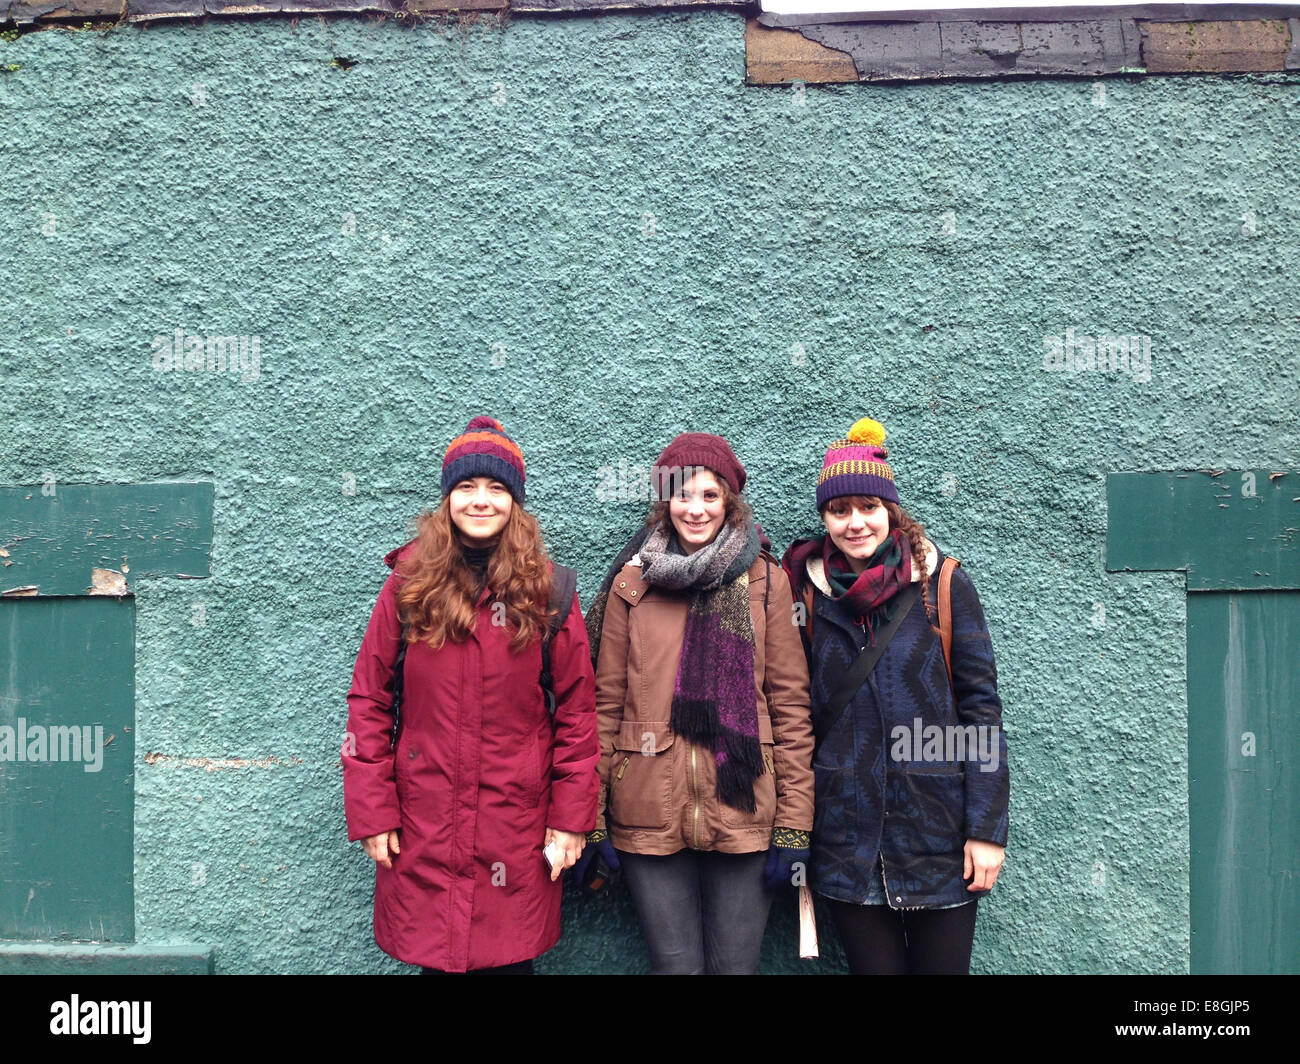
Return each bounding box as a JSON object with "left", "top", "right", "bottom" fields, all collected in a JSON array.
[
  {"left": 826, "top": 494, "right": 933, "bottom": 614},
  {"left": 394, "top": 498, "right": 552, "bottom": 653}
]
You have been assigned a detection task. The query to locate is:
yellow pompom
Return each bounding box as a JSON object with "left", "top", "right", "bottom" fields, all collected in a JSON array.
[{"left": 847, "top": 417, "right": 887, "bottom": 447}]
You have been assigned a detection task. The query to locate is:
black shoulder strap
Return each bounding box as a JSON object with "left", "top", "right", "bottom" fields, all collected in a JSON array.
[
  {"left": 815, "top": 583, "right": 921, "bottom": 742},
  {"left": 540, "top": 564, "right": 578, "bottom": 718},
  {"left": 389, "top": 624, "right": 408, "bottom": 749},
  {"left": 800, "top": 583, "right": 816, "bottom": 652}
]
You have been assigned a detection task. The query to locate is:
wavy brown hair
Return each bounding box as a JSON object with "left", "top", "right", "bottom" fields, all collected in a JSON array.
[
  {"left": 644, "top": 468, "right": 753, "bottom": 534},
  {"left": 824, "top": 494, "right": 933, "bottom": 615},
  {"left": 394, "top": 498, "right": 552, "bottom": 653}
]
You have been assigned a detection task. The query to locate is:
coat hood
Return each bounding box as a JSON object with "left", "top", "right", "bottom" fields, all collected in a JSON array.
[{"left": 384, "top": 538, "right": 418, "bottom": 570}]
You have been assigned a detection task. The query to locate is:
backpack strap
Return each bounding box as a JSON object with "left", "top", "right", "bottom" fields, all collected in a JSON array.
[
  {"left": 799, "top": 582, "right": 816, "bottom": 651},
  {"left": 937, "top": 555, "right": 960, "bottom": 692},
  {"left": 540, "top": 564, "right": 578, "bottom": 718},
  {"left": 389, "top": 623, "right": 408, "bottom": 749}
]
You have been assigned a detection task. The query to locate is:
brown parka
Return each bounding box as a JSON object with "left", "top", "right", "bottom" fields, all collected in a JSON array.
[{"left": 592, "top": 550, "right": 815, "bottom": 855}]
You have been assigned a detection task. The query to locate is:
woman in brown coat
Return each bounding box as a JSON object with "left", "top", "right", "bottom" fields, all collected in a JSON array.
[{"left": 581, "top": 433, "right": 815, "bottom": 974}]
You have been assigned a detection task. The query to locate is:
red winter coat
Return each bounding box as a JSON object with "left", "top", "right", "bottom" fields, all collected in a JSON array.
[{"left": 343, "top": 542, "right": 600, "bottom": 972}]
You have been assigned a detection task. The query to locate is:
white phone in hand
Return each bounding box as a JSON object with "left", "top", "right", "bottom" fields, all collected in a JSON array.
[{"left": 542, "top": 839, "right": 562, "bottom": 871}]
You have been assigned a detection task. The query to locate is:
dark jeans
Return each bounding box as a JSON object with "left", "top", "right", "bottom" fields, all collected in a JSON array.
[
  {"left": 420, "top": 959, "right": 534, "bottom": 975},
  {"left": 824, "top": 897, "right": 979, "bottom": 974},
  {"left": 618, "top": 848, "right": 773, "bottom": 975}
]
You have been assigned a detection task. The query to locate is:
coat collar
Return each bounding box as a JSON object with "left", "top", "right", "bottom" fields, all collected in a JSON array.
[{"left": 619, "top": 552, "right": 767, "bottom": 605}]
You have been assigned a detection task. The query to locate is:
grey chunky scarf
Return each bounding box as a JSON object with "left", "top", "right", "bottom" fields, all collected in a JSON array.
[
  {"left": 588, "top": 518, "right": 766, "bottom": 813},
  {"left": 637, "top": 520, "right": 758, "bottom": 591}
]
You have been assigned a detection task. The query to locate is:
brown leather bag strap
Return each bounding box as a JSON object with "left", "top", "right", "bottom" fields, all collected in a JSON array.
[{"left": 938, "top": 555, "right": 960, "bottom": 690}]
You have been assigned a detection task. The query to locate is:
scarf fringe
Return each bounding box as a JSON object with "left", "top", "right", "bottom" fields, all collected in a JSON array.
[
  {"left": 669, "top": 695, "right": 716, "bottom": 744},
  {"left": 716, "top": 732, "right": 764, "bottom": 813}
]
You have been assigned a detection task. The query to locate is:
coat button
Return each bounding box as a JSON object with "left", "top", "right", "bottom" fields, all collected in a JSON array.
[
  {"left": 895, "top": 896, "right": 902, "bottom": 903},
  {"left": 629, "top": 589, "right": 637, "bottom": 596},
  {"left": 618, "top": 581, "right": 626, "bottom": 588}
]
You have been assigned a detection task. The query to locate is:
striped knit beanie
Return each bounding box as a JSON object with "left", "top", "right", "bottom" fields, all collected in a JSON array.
[
  {"left": 441, "top": 416, "right": 526, "bottom": 503},
  {"left": 816, "top": 417, "right": 898, "bottom": 509}
]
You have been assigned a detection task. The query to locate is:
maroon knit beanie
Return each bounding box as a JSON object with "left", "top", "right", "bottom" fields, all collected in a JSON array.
[{"left": 652, "top": 433, "right": 747, "bottom": 499}]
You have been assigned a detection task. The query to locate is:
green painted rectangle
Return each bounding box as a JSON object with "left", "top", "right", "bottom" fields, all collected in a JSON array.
[
  {"left": 1187, "top": 591, "right": 1299, "bottom": 975},
  {"left": 0, "top": 482, "right": 214, "bottom": 597},
  {"left": 0, "top": 597, "right": 136, "bottom": 942},
  {"left": 1107, "top": 471, "right": 1300, "bottom": 590}
]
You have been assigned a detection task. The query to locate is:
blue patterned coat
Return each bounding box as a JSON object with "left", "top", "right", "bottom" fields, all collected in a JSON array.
[{"left": 789, "top": 540, "right": 1009, "bottom": 909}]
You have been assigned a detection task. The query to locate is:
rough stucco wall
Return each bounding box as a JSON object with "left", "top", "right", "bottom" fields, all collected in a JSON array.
[{"left": 1, "top": 12, "right": 1297, "bottom": 974}]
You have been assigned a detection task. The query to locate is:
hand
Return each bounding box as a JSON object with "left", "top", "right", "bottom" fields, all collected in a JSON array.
[
  {"left": 573, "top": 829, "right": 622, "bottom": 892},
  {"left": 763, "top": 828, "right": 811, "bottom": 891},
  {"left": 964, "top": 839, "right": 1005, "bottom": 891},
  {"left": 545, "top": 827, "right": 586, "bottom": 882},
  {"left": 362, "top": 830, "right": 401, "bottom": 870}
]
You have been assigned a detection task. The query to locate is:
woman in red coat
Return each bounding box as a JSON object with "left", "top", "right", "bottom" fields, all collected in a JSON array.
[{"left": 343, "top": 416, "right": 600, "bottom": 973}]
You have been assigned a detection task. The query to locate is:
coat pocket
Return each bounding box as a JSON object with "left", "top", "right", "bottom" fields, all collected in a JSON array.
[
  {"left": 393, "top": 739, "right": 416, "bottom": 805},
  {"left": 903, "top": 761, "right": 965, "bottom": 775},
  {"left": 719, "top": 715, "right": 777, "bottom": 829},
  {"left": 811, "top": 763, "right": 853, "bottom": 848},
  {"left": 529, "top": 728, "right": 552, "bottom": 810},
  {"left": 608, "top": 720, "right": 675, "bottom": 831},
  {"left": 894, "top": 766, "right": 966, "bottom": 857}
]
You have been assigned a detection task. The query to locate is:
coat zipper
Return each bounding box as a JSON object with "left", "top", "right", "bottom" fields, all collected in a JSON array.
[
  {"left": 879, "top": 854, "right": 894, "bottom": 908},
  {"left": 690, "top": 744, "right": 699, "bottom": 849},
  {"left": 867, "top": 669, "right": 914, "bottom": 910},
  {"left": 616, "top": 756, "right": 630, "bottom": 781}
]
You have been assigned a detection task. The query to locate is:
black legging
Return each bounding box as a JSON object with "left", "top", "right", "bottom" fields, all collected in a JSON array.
[{"left": 824, "top": 897, "right": 979, "bottom": 975}]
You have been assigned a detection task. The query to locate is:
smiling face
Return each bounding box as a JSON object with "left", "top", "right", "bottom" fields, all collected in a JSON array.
[
  {"left": 822, "top": 495, "right": 892, "bottom": 573},
  {"left": 668, "top": 469, "right": 727, "bottom": 555},
  {"left": 447, "top": 476, "right": 513, "bottom": 545}
]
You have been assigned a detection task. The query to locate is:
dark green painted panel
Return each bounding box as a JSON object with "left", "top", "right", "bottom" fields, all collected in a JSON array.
[
  {"left": 1188, "top": 591, "right": 1299, "bottom": 975},
  {"left": 0, "top": 483, "right": 214, "bottom": 597},
  {"left": 0, "top": 597, "right": 135, "bottom": 942},
  {"left": 1106, "top": 472, "right": 1300, "bottom": 590}
]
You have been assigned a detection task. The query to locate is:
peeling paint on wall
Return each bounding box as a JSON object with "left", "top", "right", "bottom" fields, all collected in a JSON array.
[
  {"left": 88, "top": 568, "right": 128, "bottom": 596},
  {"left": 143, "top": 752, "right": 305, "bottom": 771},
  {"left": 786, "top": 18, "right": 1144, "bottom": 80}
]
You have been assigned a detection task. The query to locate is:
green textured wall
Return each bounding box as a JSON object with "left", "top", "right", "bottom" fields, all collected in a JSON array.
[{"left": 2, "top": 12, "right": 1298, "bottom": 974}]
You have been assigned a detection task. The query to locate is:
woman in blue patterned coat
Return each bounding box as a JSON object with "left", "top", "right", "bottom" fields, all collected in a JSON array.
[{"left": 781, "top": 417, "right": 1008, "bottom": 975}]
